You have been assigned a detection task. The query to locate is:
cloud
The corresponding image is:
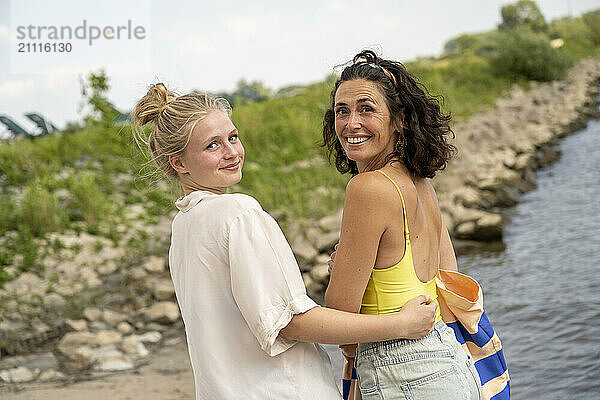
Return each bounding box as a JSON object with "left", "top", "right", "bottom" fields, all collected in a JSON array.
[
  {"left": 0, "top": 25, "right": 10, "bottom": 41},
  {"left": 0, "top": 78, "right": 36, "bottom": 97}
]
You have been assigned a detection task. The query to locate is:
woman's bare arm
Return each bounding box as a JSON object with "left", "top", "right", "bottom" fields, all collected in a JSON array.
[
  {"left": 324, "top": 173, "right": 391, "bottom": 313},
  {"left": 280, "top": 295, "right": 437, "bottom": 344},
  {"left": 439, "top": 222, "right": 458, "bottom": 271}
]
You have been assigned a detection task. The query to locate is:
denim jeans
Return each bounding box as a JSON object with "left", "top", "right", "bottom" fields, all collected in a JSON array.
[{"left": 356, "top": 321, "right": 482, "bottom": 400}]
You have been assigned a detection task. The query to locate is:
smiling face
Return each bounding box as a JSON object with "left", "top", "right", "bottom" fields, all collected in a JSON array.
[
  {"left": 334, "top": 79, "right": 399, "bottom": 172},
  {"left": 170, "top": 111, "right": 244, "bottom": 195}
]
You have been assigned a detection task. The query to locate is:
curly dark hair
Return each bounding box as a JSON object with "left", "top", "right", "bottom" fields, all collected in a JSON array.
[{"left": 322, "top": 50, "right": 455, "bottom": 178}]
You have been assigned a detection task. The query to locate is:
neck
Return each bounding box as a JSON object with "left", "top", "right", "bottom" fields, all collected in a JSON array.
[
  {"left": 179, "top": 177, "right": 228, "bottom": 196},
  {"left": 356, "top": 152, "right": 400, "bottom": 174}
]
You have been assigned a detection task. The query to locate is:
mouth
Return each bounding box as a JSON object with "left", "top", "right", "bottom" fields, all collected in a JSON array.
[
  {"left": 345, "top": 136, "right": 371, "bottom": 145},
  {"left": 220, "top": 160, "right": 241, "bottom": 171}
]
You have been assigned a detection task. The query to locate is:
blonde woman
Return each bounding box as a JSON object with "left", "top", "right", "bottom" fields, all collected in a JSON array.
[{"left": 131, "top": 83, "right": 438, "bottom": 400}]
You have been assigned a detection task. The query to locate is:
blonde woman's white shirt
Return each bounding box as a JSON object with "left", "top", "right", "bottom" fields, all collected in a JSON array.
[{"left": 169, "top": 190, "right": 341, "bottom": 400}]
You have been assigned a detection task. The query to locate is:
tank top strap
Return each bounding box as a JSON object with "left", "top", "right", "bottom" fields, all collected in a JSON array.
[{"left": 375, "top": 170, "right": 410, "bottom": 241}]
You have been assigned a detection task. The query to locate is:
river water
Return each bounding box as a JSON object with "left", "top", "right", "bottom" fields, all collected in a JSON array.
[
  {"left": 457, "top": 117, "right": 600, "bottom": 399},
  {"left": 324, "top": 116, "right": 600, "bottom": 399}
]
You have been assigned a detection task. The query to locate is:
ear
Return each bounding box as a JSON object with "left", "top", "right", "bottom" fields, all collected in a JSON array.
[
  {"left": 392, "top": 110, "right": 405, "bottom": 133},
  {"left": 169, "top": 154, "right": 188, "bottom": 175}
]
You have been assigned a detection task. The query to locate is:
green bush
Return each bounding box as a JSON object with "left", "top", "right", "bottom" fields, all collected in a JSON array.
[
  {"left": 67, "top": 172, "right": 113, "bottom": 228},
  {"left": 549, "top": 16, "right": 599, "bottom": 59},
  {"left": 499, "top": 0, "right": 547, "bottom": 32},
  {"left": 489, "top": 30, "right": 573, "bottom": 81},
  {"left": 583, "top": 10, "right": 600, "bottom": 46},
  {"left": 20, "top": 180, "right": 67, "bottom": 237}
]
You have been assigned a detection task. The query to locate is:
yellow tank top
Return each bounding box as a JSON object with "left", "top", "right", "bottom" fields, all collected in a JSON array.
[{"left": 360, "top": 170, "right": 442, "bottom": 323}]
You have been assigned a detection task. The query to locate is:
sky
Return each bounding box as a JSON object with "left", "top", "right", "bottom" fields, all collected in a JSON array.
[{"left": 1, "top": 0, "right": 599, "bottom": 134}]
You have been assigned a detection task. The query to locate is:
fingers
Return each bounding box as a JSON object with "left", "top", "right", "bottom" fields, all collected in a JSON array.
[
  {"left": 406, "top": 294, "right": 430, "bottom": 305},
  {"left": 327, "top": 249, "right": 337, "bottom": 274}
]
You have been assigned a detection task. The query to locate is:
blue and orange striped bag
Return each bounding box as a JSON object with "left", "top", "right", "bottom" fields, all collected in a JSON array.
[
  {"left": 342, "top": 270, "right": 510, "bottom": 400},
  {"left": 436, "top": 269, "right": 510, "bottom": 400}
]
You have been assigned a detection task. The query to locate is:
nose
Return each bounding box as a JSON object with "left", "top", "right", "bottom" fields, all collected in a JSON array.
[
  {"left": 223, "top": 140, "right": 238, "bottom": 159},
  {"left": 347, "top": 111, "right": 361, "bottom": 131}
]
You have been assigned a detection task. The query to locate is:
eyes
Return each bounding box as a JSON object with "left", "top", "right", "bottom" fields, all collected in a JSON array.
[
  {"left": 335, "top": 105, "right": 374, "bottom": 116},
  {"left": 206, "top": 134, "right": 239, "bottom": 150}
]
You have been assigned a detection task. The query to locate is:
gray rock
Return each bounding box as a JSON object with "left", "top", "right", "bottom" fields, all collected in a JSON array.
[
  {"left": 291, "top": 238, "right": 318, "bottom": 265},
  {"left": 97, "top": 260, "right": 118, "bottom": 275},
  {"left": 58, "top": 331, "right": 97, "bottom": 347},
  {"left": 122, "top": 335, "right": 149, "bottom": 358},
  {"left": 309, "top": 264, "right": 330, "bottom": 284},
  {"left": 136, "top": 331, "right": 162, "bottom": 344},
  {"left": 302, "top": 272, "right": 324, "bottom": 299},
  {"left": 95, "top": 330, "right": 122, "bottom": 346},
  {"left": 151, "top": 278, "right": 175, "bottom": 300},
  {"left": 89, "top": 321, "right": 109, "bottom": 331},
  {"left": 513, "top": 153, "right": 537, "bottom": 171},
  {"left": 474, "top": 213, "right": 504, "bottom": 241},
  {"left": 20, "top": 353, "right": 59, "bottom": 372},
  {"left": 129, "top": 266, "right": 148, "bottom": 280},
  {"left": 117, "top": 321, "right": 133, "bottom": 335},
  {"left": 103, "top": 309, "right": 127, "bottom": 327},
  {"left": 451, "top": 206, "right": 487, "bottom": 227},
  {"left": 0, "top": 366, "right": 35, "bottom": 383},
  {"left": 143, "top": 302, "right": 180, "bottom": 324},
  {"left": 315, "top": 254, "right": 331, "bottom": 265},
  {"left": 318, "top": 210, "right": 343, "bottom": 233},
  {"left": 58, "top": 345, "right": 94, "bottom": 370},
  {"left": 145, "top": 322, "right": 169, "bottom": 332},
  {"left": 38, "top": 369, "right": 65, "bottom": 381},
  {"left": 315, "top": 231, "right": 339, "bottom": 252},
  {"left": 66, "top": 319, "right": 88, "bottom": 332},
  {"left": 83, "top": 307, "right": 103, "bottom": 322},
  {"left": 143, "top": 256, "right": 165, "bottom": 273},
  {"left": 92, "top": 349, "right": 134, "bottom": 372},
  {"left": 455, "top": 221, "right": 477, "bottom": 239},
  {"left": 487, "top": 186, "right": 521, "bottom": 207},
  {"left": 3, "top": 272, "right": 42, "bottom": 297},
  {"left": 79, "top": 266, "right": 101, "bottom": 288},
  {"left": 45, "top": 293, "right": 66, "bottom": 308}
]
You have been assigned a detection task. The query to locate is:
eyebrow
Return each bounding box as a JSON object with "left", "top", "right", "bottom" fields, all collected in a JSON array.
[
  {"left": 357, "top": 97, "right": 376, "bottom": 104},
  {"left": 204, "top": 128, "right": 238, "bottom": 144},
  {"left": 334, "top": 98, "right": 376, "bottom": 108}
]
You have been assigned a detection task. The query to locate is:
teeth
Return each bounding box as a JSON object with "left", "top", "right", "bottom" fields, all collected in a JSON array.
[{"left": 347, "top": 137, "right": 369, "bottom": 144}]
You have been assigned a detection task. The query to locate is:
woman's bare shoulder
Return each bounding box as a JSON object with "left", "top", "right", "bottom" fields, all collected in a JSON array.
[{"left": 344, "top": 171, "right": 406, "bottom": 214}]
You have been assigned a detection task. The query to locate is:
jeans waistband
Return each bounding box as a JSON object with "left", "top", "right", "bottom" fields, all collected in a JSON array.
[{"left": 358, "top": 320, "right": 447, "bottom": 358}]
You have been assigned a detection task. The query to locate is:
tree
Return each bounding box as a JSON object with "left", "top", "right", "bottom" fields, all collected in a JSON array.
[
  {"left": 582, "top": 10, "right": 600, "bottom": 46},
  {"left": 79, "top": 69, "right": 118, "bottom": 127},
  {"left": 499, "top": 0, "right": 547, "bottom": 32},
  {"left": 233, "top": 79, "right": 272, "bottom": 105},
  {"left": 489, "top": 29, "right": 571, "bottom": 81}
]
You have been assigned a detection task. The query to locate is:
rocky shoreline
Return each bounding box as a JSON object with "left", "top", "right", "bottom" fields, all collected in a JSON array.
[
  {"left": 436, "top": 57, "right": 600, "bottom": 242},
  {"left": 1, "top": 56, "right": 599, "bottom": 391}
]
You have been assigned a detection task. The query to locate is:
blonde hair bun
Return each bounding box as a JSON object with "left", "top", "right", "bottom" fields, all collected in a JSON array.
[{"left": 132, "top": 83, "right": 178, "bottom": 127}]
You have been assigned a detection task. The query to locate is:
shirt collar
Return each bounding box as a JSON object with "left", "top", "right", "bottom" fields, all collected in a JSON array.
[{"left": 174, "top": 190, "right": 217, "bottom": 212}]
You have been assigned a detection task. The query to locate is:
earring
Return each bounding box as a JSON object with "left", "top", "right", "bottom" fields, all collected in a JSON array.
[{"left": 396, "top": 132, "right": 406, "bottom": 153}]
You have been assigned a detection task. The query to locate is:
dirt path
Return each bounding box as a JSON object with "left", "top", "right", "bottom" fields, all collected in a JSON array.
[
  {"left": 2, "top": 334, "right": 345, "bottom": 400},
  {"left": 2, "top": 334, "right": 195, "bottom": 400}
]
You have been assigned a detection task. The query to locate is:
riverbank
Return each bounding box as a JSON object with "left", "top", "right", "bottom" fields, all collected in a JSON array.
[
  {"left": 1, "top": 56, "right": 600, "bottom": 393},
  {"left": 437, "top": 57, "right": 600, "bottom": 242}
]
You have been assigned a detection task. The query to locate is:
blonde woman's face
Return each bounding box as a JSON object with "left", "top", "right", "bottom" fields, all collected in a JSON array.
[{"left": 178, "top": 111, "right": 244, "bottom": 194}]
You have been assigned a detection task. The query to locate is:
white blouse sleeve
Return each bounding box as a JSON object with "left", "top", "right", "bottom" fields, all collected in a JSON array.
[{"left": 228, "top": 207, "right": 318, "bottom": 356}]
